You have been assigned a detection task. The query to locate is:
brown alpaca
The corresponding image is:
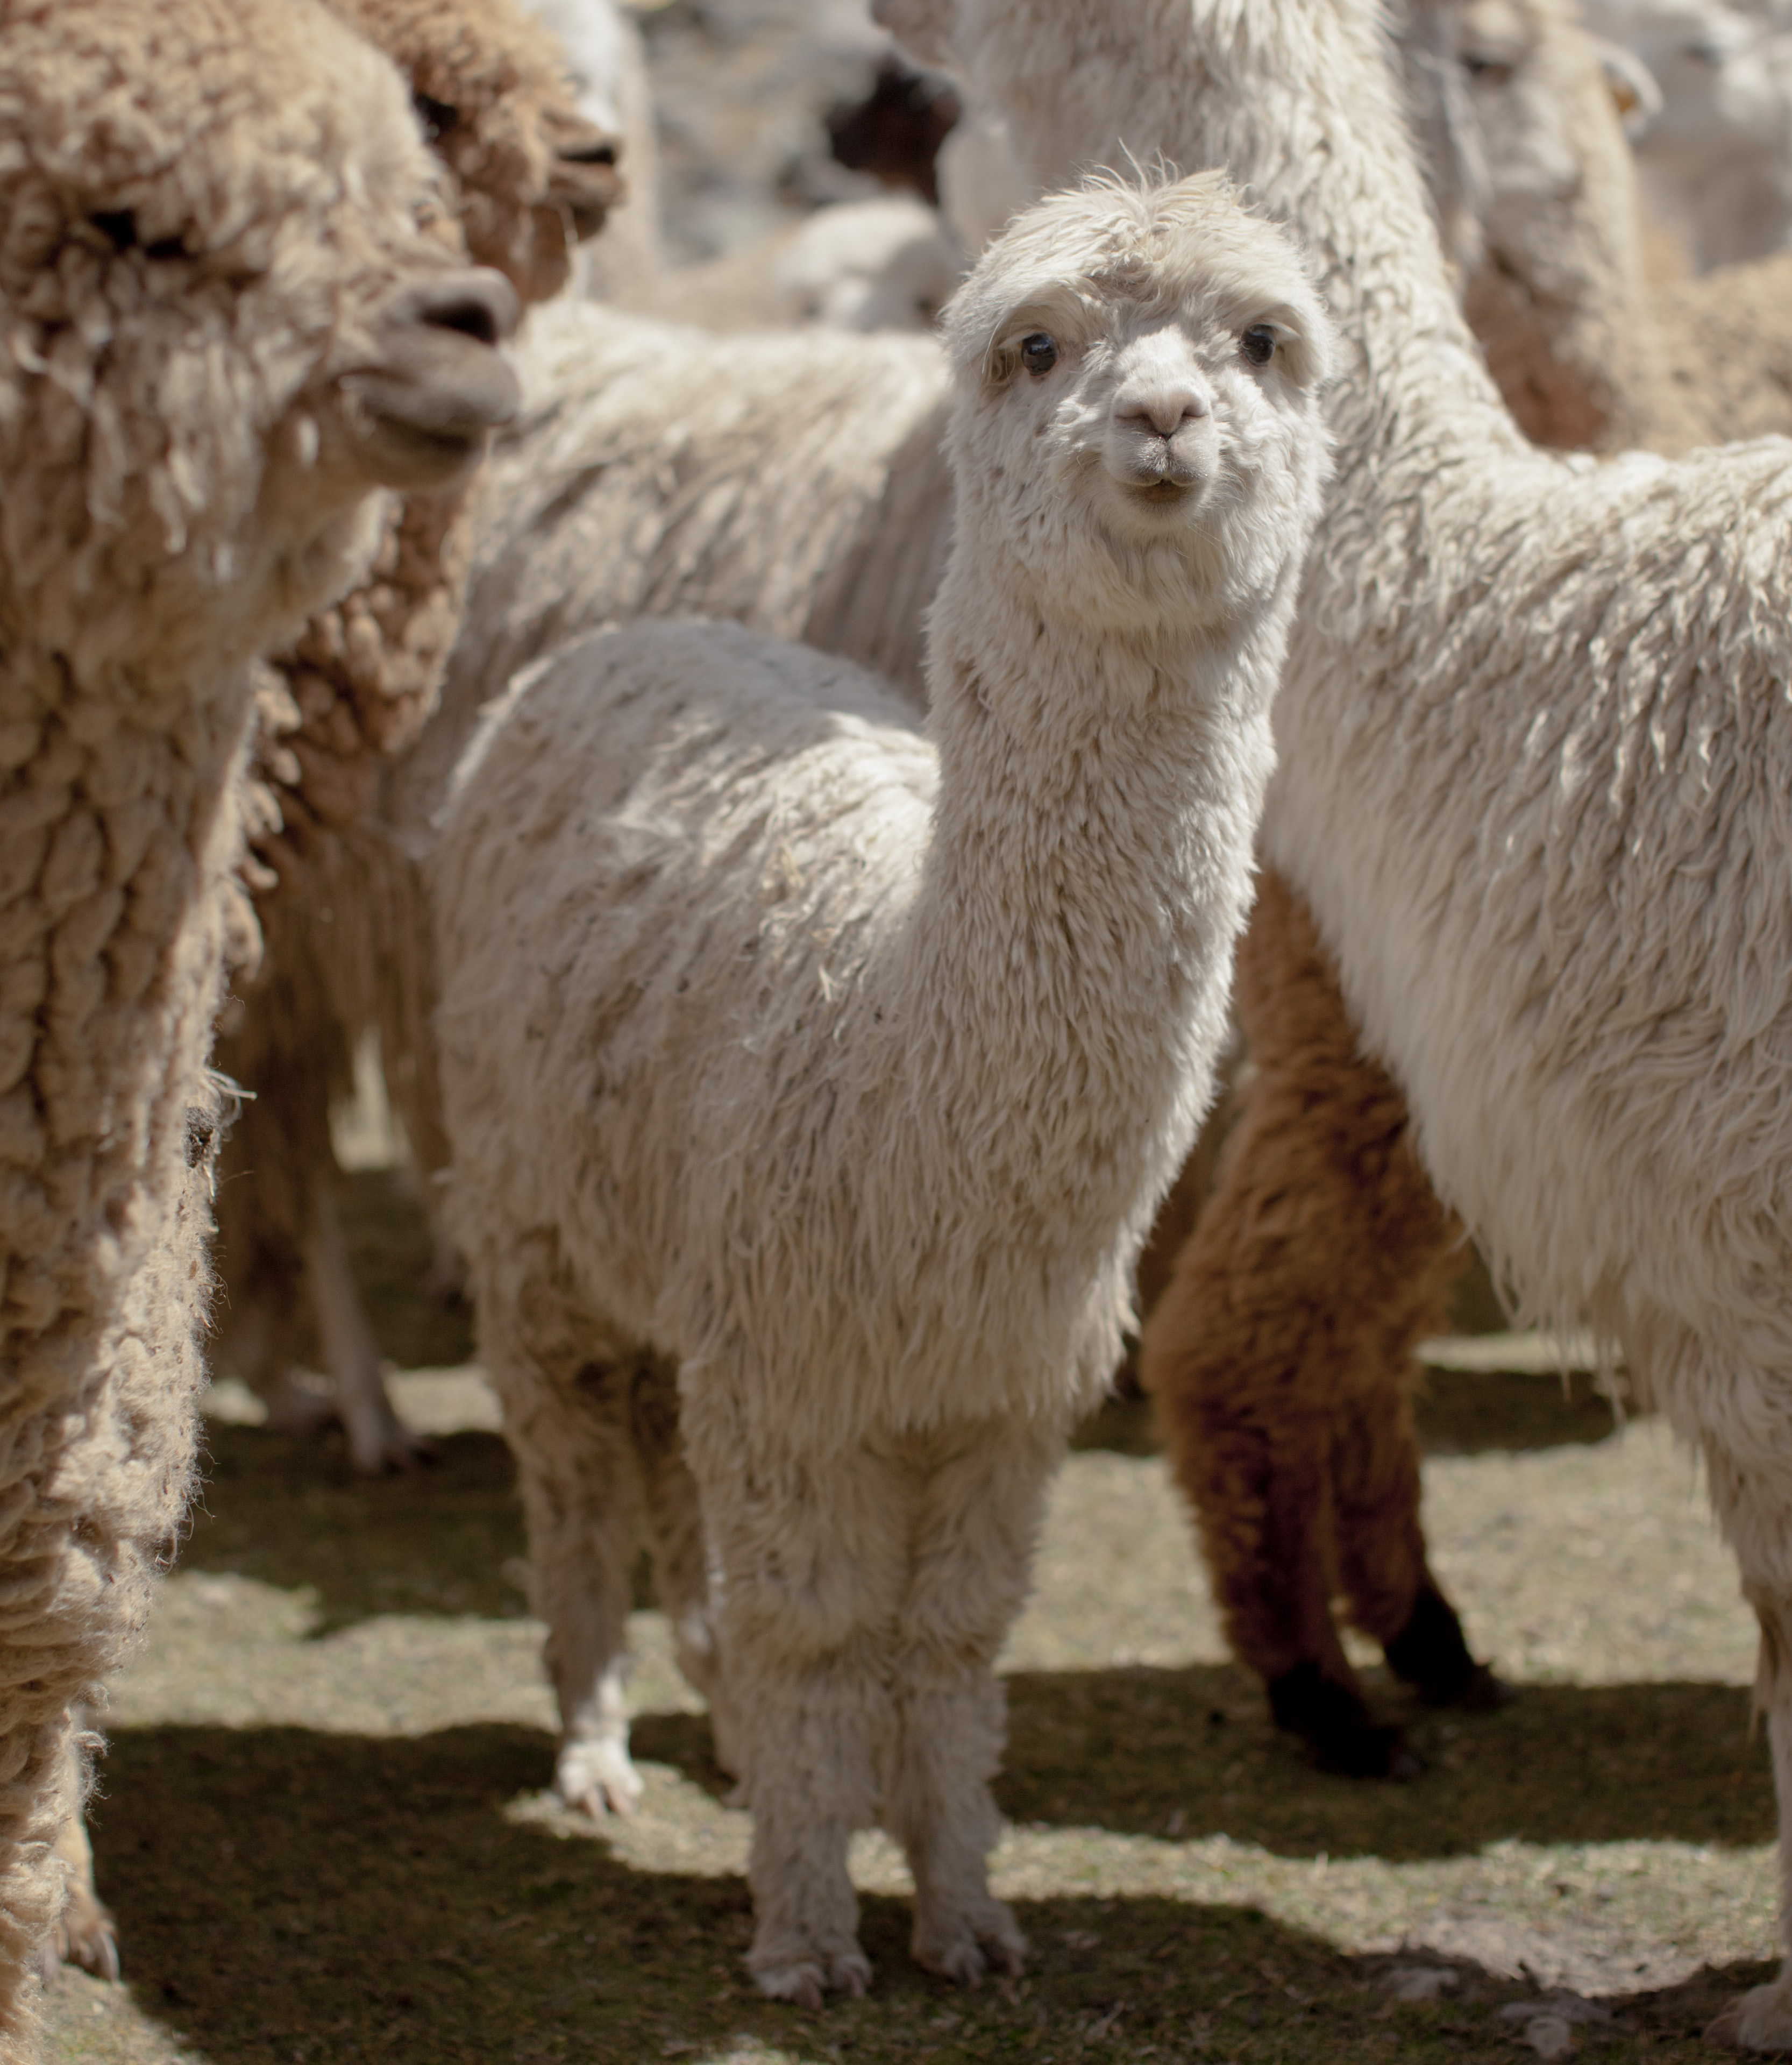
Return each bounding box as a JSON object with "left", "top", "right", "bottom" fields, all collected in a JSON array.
[
  {"left": 208, "top": 0, "right": 618, "bottom": 1471},
  {"left": 1140, "top": 871, "right": 1502, "bottom": 1777}
]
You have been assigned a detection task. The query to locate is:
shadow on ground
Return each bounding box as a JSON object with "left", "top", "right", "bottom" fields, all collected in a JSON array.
[
  {"left": 87, "top": 1721, "right": 1768, "bottom": 2065},
  {"left": 629, "top": 1671, "right": 1774, "bottom": 1863},
  {"left": 997, "top": 1668, "right": 1769, "bottom": 1857},
  {"left": 186, "top": 1423, "right": 528, "bottom": 1633}
]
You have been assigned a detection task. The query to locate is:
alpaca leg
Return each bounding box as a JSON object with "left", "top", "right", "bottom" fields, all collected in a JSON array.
[
  {"left": 48, "top": 1804, "right": 116, "bottom": 1983},
  {"left": 478, "top": 1264, "right": 648, "bottom": 1815},
  {"left": 302, "top": 1188, "right": 427, "bottom": 1474},
  {"left": 1141, "top": 870, "right": 1447, "bottom": 1778},
  {"left": 627, "top": 1358, "right": 735, "bottom": 1774},
  {"left": 883, "top": 1418, "right": 1056, "bottom": 1984},
  {"left": 1142, "top": 1131, "right": 1400, "bottom": 1776},
  {"left": 1329, "top": 1372, "right": 1504, "bottom": 1712},
  {"left": 45, "top": 1711, "right": 116, "bottom": 1989},
  {"left": 0, "top": 1707, "right": 85, "bottom": 2047},
  {"left": 692, "top": 1434, "right": 911, "bottom": 2006},
  {"left": 1695, "top": 1427, "right": 1792, "bottom": 2052},
  {"left": 1709, "top": 1581, "right": 1792, "bottom": 2052}
]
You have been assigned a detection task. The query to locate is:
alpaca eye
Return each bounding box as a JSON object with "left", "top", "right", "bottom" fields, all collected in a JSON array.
[
  {"left": 1462, "top": 52, "right": 1515, "bottom": 83},
  {"left": 414, "top": 93, "right": 460, "bottom": 144},
  {"left": 1020, "top": 332, "right": 1059, "bottom": 376},
  {"left": 1241, "top": 325, "right": 1276, "bottom": 366}
]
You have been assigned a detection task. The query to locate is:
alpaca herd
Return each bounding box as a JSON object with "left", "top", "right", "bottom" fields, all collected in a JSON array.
[{"left": 7, "top": 0, "right": 1792, "bottom": 2056}]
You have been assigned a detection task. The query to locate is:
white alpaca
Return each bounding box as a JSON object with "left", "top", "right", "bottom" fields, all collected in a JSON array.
[
  {"left": 0, "top": 0, "right": 518, "bottom": 2040},
  {"left": 432, "top": 171, "right": 1332, "bottom": 2003},
  {"left": 877, "top": 0, "right": 1792, "bottom": 2045},
  {"left": 1580, "top": 0, "right": 1792, "bottom": 269},
  {"left": 1400, "top": 0, "right": 1792, "bottom": 458}
]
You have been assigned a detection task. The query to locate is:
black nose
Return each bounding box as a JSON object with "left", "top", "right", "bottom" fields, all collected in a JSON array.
[{"left": 391, "top": 268, "right": 520, "bottom": 349}]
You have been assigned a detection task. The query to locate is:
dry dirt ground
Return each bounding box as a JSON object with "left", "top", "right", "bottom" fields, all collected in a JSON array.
[{"left": 37, "top": 1186, "right": 1782, "bottom": 2065}]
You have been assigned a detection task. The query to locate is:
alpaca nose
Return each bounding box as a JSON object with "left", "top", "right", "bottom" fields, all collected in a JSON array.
[
  {"left": 344, "top": 265, "right": 522, "bottom": 489},
  {"left": 545, "top": 108, "right": 625, "bottom": 239},
  {"left": 393, "top": 267, "right": 520, "bottom": 349},
  {"left": 1113, "top": 378, "right": 1211, "bottom": 439}
]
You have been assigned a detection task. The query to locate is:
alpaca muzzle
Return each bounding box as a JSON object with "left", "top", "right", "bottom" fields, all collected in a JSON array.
[
  {"left": 543, "top": 107, "right": 625, "bottom": 240},
  {"left": 344, "top": 267, "right": 522, "bottom": 489}
]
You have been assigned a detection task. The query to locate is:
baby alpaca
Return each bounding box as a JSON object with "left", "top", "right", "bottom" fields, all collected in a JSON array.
[{"left": 433, "top": 173, "right": 1332, "bottom": 2002}]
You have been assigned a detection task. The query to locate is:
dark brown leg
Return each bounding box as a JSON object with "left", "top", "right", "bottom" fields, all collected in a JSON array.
[{"left": 1143, "top": 870, "right": 1485, "bottom": 1776}]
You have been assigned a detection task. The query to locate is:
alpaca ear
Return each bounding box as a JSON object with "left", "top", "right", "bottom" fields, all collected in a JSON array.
[
  {"left": 871, "top": 0, "right": 960, "bottom": 71},
  {"left": 1589, "top": 36, "right": 1661, "bottom": 140}
]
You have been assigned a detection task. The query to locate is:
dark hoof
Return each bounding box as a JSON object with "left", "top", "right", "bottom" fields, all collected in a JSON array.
[
  {"left": 1440, "top": 1662, "right": 1511, "bottom": 1714},
  {"left": 1268, "top": 1663, "right": 1423, "bottom": 1780},
  {"left": 1384, "top": 1586, "right": 1492, "bottom": 1706}
]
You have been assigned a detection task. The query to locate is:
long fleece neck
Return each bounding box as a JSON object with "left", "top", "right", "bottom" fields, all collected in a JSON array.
[
  {"left": 0, "top": 637, "right": 255, "bottom": 1371},
  {"left": 864, "top": 508, "right": 1292, "bottom": 1417},
  {"left": 988, "top": 0, "right": 1536, "bottom": 509}
]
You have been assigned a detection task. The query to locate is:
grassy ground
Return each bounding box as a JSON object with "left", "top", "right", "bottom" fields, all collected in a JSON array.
[{"left": 39, "top": 1175, "right": 1779, "bottom": 2063}]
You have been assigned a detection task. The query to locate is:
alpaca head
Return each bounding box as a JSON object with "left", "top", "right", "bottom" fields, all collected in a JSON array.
[
  {"left": 937, "top": 173, "right": 1333, "bottom": 636},
  {"left": 0, "top": 0, "right": 522, "bottom": 694},
  {"left": 1403, "top": 0, "right": 1652, "bottom": 448},
  {"left": 328, "top": 0, "right": 624, "bottom": 305}
]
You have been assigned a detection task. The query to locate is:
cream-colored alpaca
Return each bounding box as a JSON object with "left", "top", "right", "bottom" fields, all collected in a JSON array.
[
  {"left": 0, "top": 1, "right": 517, "bottom": 2040},
  {"left": 878, "top": 0, "right": 1792, "bottom": 2047},
  {"left": 432, "top": 171, "right": 1332, "bottom": 2005}
]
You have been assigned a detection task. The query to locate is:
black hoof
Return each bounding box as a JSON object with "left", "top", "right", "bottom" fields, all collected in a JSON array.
[
  {"left": 1383, "top": 1586, "right": 1498, "bottom": 1708},
  {"left": 1267, "top": 1662, "right": 1423, "bottom": 1780},
  {"left": 1447, "top": 1662, "right": 1512, "bottom": 1714}
]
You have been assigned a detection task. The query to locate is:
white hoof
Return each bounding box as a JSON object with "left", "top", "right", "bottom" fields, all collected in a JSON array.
[
  {"left": 1709, "top": 1981, "right": 1792, "bottom": 2053},
  {"left": 54, "top": 1887, "right": 120, "bottom": 1983},
  {"left": 557, "top": 1738, "right": 644, "bottom": 1818},
  {"left": 752, "top": 1947, "right": 872, "bottom": 2007},
  {"left": 914, "top": 1900, "right": 1027, "bottom": 1985}
]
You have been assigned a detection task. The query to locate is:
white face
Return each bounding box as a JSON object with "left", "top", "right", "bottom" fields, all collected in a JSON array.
[
  {"left": 1585, "top": 0, "right": 1791, "bottom": 152},
  {"left": 938, "top": 176, "right": 1333, "bottom": 631},
  {"left": 972, "top": 294, "right": 1321, "bottom": 570}
]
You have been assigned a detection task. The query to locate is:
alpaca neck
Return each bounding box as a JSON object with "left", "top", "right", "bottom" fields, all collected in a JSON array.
[
  {"left": 0, "top": 630, "right": 254, "bottom": 1365},
  {"left": 892, "top": 518, "right": 1286, "bottom": 1266},
  {"left": 991, "top": 0, "right": 1533, "bottom": 500}
]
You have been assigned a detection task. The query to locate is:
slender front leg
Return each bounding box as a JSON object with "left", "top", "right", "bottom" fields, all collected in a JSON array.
[
  {"left": 690, "top": 1428, "right": 912, "bottom": 2007},
  {"left": 629, "top": 1356, "right": 737, "bottom": 1773},
  {"left": 303, "top": 1188, "right": 429, "bottom": 1475},
  {"left": 882, "top": 1417, "right": 1056, "bottom": 1985},
  {"left": 1699, "top": 1424, "right": 1792, "bottom": 2052},
  {"left": 473, "top": 1245, "right": 648, "bottom": 1815}
]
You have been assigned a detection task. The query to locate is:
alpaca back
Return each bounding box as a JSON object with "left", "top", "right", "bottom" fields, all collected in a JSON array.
[{"left": 435, "top": 620, "right": 943, "bottom": 1443}]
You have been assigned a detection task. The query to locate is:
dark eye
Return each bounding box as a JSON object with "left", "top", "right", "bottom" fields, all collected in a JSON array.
[
  {"left": 1462, "top": 52, "right": 1515, "bottom": 82},
  {"left": 414, "top": 93, "right": 460, "bottom": 144},
  {"left": 1241, "top": 324, "right": 1276, "bottom": 366},
  {"left": 1020, "top": 332, "right": 1059, "bottom": 376},
  {"left": 91, "top": 210, "right": 137, "bottom": 252}
]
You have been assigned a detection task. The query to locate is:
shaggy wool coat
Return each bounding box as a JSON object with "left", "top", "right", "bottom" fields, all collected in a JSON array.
[
  {"left": 0, "top": 1, "right": 517, "bottom": 2040},
  {"left": 433, "top": 174, "right": 1334, "bottom": 2003},
  {"left": 876, "top": 0, "right": 1792, "bottom": 2046}
]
